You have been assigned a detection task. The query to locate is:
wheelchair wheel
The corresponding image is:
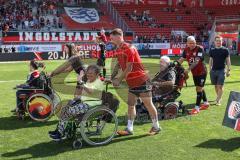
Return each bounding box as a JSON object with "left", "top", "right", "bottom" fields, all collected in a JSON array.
[
  {"left": 26, "top": 93, "right": 53, "bottom": 122},
  {"left": 80, "top": 106, "right": 118, "bottom": 146},
  {"left": 164, "top": 102, "right": 179, "bottom": 120},
  {"left": 16, "top": 110, "right": 25, "bottom": 120},
  {"left": 72, "top": 138, "right": 83, "bottom": 149}
]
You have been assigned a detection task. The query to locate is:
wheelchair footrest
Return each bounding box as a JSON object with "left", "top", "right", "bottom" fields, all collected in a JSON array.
[{"left": 19, "top": 94, "right": 27, "bottom": 99}]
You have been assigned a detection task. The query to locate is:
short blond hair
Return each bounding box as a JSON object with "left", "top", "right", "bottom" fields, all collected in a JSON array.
[
  {"left": 110, "top": 28, "right": 123, "bottom": 36},
  {"left": 215, "top": 35, "right": 223, "bottom": 40}
]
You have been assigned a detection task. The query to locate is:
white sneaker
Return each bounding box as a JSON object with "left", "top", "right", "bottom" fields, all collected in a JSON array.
[{"left": 204, "top": 102, "right": 210, "bottom": 105}]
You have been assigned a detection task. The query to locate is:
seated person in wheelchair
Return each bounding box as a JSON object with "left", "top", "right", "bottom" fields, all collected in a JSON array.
[
  {"left": 49, "top": 65, "right": 105, "bottom": 141},
  {"left": 151, "top": 56, "right": 176, "bottom": 100},
  {"left": 12, "top": 60, "right": 45, "bottom": 112}
]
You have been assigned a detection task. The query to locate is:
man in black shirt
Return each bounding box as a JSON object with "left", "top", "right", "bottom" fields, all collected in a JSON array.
[{"left": 209, "top": 35, "right": 231, "bottom": 106}]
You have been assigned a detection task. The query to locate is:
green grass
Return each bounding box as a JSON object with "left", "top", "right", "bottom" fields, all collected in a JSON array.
[{"left": 0, "top": 57, "right": 240, "bottom": 160}]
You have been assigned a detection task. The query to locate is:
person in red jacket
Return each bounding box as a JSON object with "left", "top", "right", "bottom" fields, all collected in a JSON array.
[
  {"left": 110, "top": 28, "right": 161, "bottom": 136},
  {"left": 13, "top": 60, "right": 44, "bottom": 113},
  {"left": 178, "top": 36, "right": 209, "bottom": 115}
]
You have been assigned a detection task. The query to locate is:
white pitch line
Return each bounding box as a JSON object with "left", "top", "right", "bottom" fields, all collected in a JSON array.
[
  {"left": 0, "top": 78, "right": 78, "bottom": 83},
  {"left": 0, "top": 60, "right": 65, "bottom": 64},
  {"left": 0, "top": 61, "right": 29, "bottom": 64},
  {"left": 0, "top": 80, "right": 25, "bottom": 83}
]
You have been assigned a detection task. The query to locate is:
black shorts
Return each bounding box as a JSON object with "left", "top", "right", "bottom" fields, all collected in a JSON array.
[
  {"left": 193, "top": 74, "right": 207, "bottom": 87},
  {"left": 97, "top": 58, "right": 105, "bottom": 67},
  {"left": 129, "top": 80, "right": 152, "bottom": 97}
]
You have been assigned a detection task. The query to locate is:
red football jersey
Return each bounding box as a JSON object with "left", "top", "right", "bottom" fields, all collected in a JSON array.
[
  {"left": 182, "top": 45, "right": 207, "bottom": 76},
  {"left": 114, "top": 42, "right": 149, "bottom": 88}
]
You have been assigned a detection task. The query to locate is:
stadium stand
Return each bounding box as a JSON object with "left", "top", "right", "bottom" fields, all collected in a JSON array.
[
  {"left": 111, "top": 2, "right": 240, "bottom": 43},
  {"left": 0, "top": 0, "right": 64, "bottom": 32},
  {"left": 0, "top": 0, "right": 239, "bottom": 44}
]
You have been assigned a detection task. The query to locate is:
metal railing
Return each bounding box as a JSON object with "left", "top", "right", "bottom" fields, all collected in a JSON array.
[
  {"left": 208, "top": 15, "right": 240, "bottom": 50},
  {"left": 208, "top": 20, "right": 217, "bottom": 49},
  {"left": 105, "top": 0, "right": 132, "bottom": 32},
  {"left": 215, "top": 15, "right": 240, "bottom": 22}
]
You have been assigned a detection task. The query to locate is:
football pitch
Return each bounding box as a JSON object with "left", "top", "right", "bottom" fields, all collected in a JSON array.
[{"left": 0, "top": 57, "right": 240, "bottom": 160}]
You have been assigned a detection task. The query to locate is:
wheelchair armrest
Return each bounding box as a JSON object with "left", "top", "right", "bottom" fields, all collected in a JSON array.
[
  {"left": 16, "top": 87, "right": 45, "bottom": 91},
  {"left": 173, "top": 85, "right": 178, "bottom": 90},
  {"left": 13, "top": 84, "right": 28, "bottom": 89}
]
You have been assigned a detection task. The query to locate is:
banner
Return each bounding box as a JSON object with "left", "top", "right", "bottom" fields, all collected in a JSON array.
[
  {"left": 171, "top": 43, "right": 186, "bottom": 49},
  {"left": 221, "top": 0, "right": 240, "bottom": 5},
  {"left": 147, "top": 0, "right": 168, "bottom": 4},
  {"left": 204, "top": 0, "right": 240, "bottom": 6},
  {"left": 0, "top": 50, "right": 117, "bottom": 61},
  {"left": 222, "top": 91, "right": 240, "bottom": 131},
  {"left": 0, "top": 51, "right": 91, "bottom": 61},
  {"left": 0, "top": 49, "right": 163, "bottom": 61},
  {"left": 2, "top": 31, "right": 133, "bottom": 43},
  {"left": 1, "top": 44, "right": 62, "bottom": 53},
  {"left": 161, "top": 48, "right": 182, "bottom": 55},
  {"left": 91, "top": 50, "right": 115, "bottom": 58},
  {"left": 75, "top": 44, "right": 100, "bottom": 51},
  {"left": 171, "top": 42, "right": 207, "bottom": 50},
  {"left": 0, "top": 52, "right": 57, "bottom": 61},
  {"left": 108, "top": 0, "right": 167, "bottom": 4},
  {"left": 133, "top": 43, "right": 170, "bottom": 50},
  {"left": 238, "top": 31, "right": 240, "bottom": 54},
  {"left": 108, "top": 0, "right": 134, "bottom": 4},
  {"left": 64, "top": 7, "right": 99, "bottom": 24}
]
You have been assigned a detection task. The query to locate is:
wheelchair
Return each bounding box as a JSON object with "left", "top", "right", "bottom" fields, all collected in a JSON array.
[
  {"left": 136, "top": 61, "right": 187, "bottom": 120},
  {"left": 61, "top": 83, "right": 119, "bottom": 149},
  {"left": 14, "top": 71, "right": 61, "bottom": 121}
]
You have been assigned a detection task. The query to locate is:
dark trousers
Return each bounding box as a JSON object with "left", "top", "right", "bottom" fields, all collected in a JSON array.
[{"left": 16, "top": 90, "right": 32, "bottom": 110}]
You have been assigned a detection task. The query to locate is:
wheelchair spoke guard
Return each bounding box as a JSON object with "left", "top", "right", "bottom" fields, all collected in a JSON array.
[{"left": 26, "top": 93, "right": 53, "bottom": 121}]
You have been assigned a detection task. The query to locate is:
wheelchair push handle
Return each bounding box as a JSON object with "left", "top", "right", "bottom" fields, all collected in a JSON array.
[{"left": 104, "top": 79, "right": 112, "bottom": 92}]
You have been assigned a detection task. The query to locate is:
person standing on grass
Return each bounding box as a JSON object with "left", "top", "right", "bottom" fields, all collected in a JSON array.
[
  {"left": 110, "top": 28, "right": 161, "bottom": 136},
  {"left": 95, "top": 28, "right": 107, "bottom": 79},
  {"left": 209, "top": 35, "right": 231, "bottom": 106},
  {"left": 178, "top": 36, "right": 209, "bottom": 115}
]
